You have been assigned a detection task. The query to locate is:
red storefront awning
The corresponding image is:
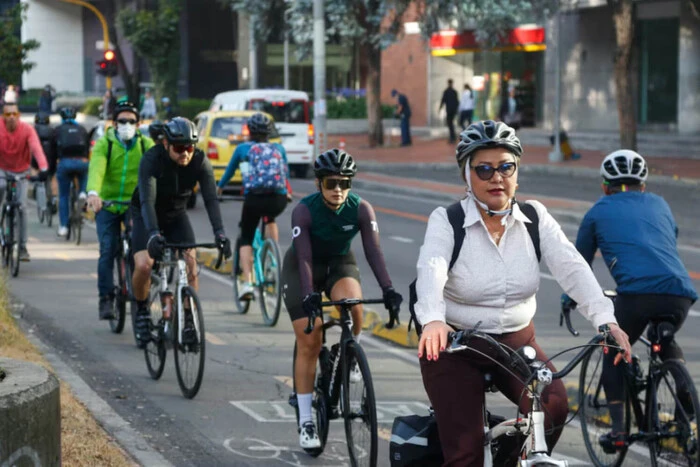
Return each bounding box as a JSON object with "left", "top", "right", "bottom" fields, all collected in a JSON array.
[{"left": 430, "top": 26, "right": 546, "bottom": 56}]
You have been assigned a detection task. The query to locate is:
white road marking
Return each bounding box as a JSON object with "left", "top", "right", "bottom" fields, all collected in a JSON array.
[{"left": 389, "top": 235, "right": 414, "bottom": 243}]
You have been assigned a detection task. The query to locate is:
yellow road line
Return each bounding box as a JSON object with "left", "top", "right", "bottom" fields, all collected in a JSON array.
[{"left": 205, "top": 332, "right": 226, "bottom": 346}]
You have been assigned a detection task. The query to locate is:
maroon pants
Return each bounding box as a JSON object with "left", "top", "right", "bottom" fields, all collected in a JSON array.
[{"left": 420, "top": 322, "right": 568, "bottom": 467}]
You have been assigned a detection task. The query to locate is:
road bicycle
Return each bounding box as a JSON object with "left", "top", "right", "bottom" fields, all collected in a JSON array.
[
  {"left": 289, "top": 297, "right": 397, "bottom": 466},
  {"left": 34, "top": 177, "right": 54, "bottom": 227},
  {"left": 390, "top": 323, "right": 618, "bottom": 467},
  {"left": 0, "top": 173, "right": 39, "bottom": 277},
  {"left": 100, "top": 201, "right": 134, "bottom": 336},
  {"left": 65, "top": 180, "right": 85, "bottom": 245},
  {"left": 144, "top": 242, "right": 223, "bottom": 399},
  {"left": 231, "top": 217, "right": 282, "bottom": 326},
  {"left": 563, "top": 294, "right": 700, "bottom": 467}
]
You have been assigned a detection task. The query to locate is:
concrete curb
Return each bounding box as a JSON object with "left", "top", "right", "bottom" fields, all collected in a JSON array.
[{"left": 198, "top": 250, "right": 420, "bottom": 348}]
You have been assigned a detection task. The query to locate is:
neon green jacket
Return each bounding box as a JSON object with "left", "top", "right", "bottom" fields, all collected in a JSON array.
[{"left": 86, "top": 127, "right": 155, "bottom": 214}]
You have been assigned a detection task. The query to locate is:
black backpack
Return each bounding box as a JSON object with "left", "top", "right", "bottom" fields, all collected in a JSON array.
[
  {"left": 56, "top": 123, "right": 88, "bottom": 156},
  {"left": 407, "top": 201, "right": 541, "bottom": 336}
]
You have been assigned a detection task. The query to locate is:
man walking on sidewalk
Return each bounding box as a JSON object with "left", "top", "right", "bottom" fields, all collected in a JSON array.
[
  {"left": 439, "top": 79, "right": 459, "bottom": 143},
  {"left": 391, "top": 89, "right": 412, "bottom": 147}
]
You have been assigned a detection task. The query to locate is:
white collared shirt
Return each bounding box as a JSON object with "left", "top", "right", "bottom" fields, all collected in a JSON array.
[{"left": 414, "top": 196, "right": 616, "bottom": 334}]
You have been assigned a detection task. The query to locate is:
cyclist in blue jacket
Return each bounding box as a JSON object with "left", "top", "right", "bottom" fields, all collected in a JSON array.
[{"left": 564, "top": 149, "right": 698, "bottom": 451}]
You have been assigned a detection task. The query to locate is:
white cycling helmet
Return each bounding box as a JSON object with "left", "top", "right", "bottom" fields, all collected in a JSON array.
[{"left": 600, "top": 149, "right": 648, "bottom": 183}]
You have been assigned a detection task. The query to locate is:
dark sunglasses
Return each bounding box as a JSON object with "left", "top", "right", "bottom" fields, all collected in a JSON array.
[
  {"left": 171, "top": 144, "right": 194, "bottom": 154},
  {"left": 322, "top": 178, "right": 352, "bottom": 190},
  {"left": 471, "top": 162, "right": 517, "bottom": 181},
  {"left": 117, "top": 118, "right": 138, "bottom": 125}
]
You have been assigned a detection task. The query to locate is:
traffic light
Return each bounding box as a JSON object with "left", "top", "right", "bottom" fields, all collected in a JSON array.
[{"left": 96, "top": 50, "right": 118, "bottom": 78}]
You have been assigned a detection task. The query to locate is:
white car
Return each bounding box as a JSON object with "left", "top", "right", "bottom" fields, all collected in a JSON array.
[{"left": 209, "top": 89, "right": 314, "bottom": 178}]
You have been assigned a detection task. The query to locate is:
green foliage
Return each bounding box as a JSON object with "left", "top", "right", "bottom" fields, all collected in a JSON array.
[
  {"left": 0, "top": 3, "right": 40, "bottom": 86},
  {"left": 324, "top": 98, "right": 394, "bottom": 119},
  {"left": 18, "top": 87, "right": 41, "bottom": 108},
  {"left": 81, "top": 98, "right": 103, "bottom": 117},
  {"left": 178, "top": 98, "right": 211, "bottom": 120},
  {"left": 118, "top": 0, "right": 182, "bottom": 117}
]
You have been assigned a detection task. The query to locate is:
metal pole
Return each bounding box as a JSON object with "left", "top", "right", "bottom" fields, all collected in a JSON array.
[
  {"left": 284, "top": 37, "right": 290, "bottom": 89},
  {"left": 249, "top": 14, "right": 258, "bottom": 89},
  {"left": 549, "top": 7, "right": 563, "bottom": 162},
  {"left": 313, "top": 0, "right": 326, "bottom": 155}
]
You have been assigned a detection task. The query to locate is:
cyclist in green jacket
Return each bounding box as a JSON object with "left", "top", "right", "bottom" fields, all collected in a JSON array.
[{"left": 87, "top": 102, "right": 154, "bottom": 320}]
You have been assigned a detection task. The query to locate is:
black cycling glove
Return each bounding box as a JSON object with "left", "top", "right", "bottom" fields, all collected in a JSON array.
[
  {"left": 147, "top": 233, "right": 165, "bottom": 261},
  {"left": 38, "top": 170, "right": 49, "bottom": 182},
  {"left": 216, "top": 233, "right": 232, "bottom": 259},
  {"left": 302, "top": 293, "right": 322, "bottom": 318},
  {"left": 382, "top": 286, "right": 403, "bottom": 314}
]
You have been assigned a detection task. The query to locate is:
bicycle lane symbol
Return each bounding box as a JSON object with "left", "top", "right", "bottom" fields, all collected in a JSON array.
[{"left": 223, "top": 437, "right": 358, "bottom": 466}]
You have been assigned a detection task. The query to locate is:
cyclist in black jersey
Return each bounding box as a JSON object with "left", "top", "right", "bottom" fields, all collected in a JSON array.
[
  {"left": 282, "top": 148, "right": 403, "bottom": 449},
  {"left": 130, "top": 117, "right": 232, "bottom": 349}
]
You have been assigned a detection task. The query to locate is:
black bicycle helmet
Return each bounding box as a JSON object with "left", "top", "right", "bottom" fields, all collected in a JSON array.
[
  {"left": 163, "top": 117, "right": 198, "bottom": 144},
  {"left": 148, "top": 120, "right": 165, "bottom": 141},
  {"left": 59, "top": 107, "right": 76, "bottom": 121},
  {"left": 456, "top": 120, "right": 523, "bottom": 166},
  {"left": 112, "top": 101, "right": 140, "bottom": 121},
  {"left": 314, "top": 148, "right": 357, "bottom": 178},
  {"left": 35, "top": 112, "right": 50, "bottom": 125},
  {"left": 247, "top": 112, "right": 271, "bottom": 135}
]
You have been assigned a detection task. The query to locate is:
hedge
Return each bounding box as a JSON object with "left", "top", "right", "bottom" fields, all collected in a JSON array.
[
  {"left": 81, "top": 98, "right": 103, "bottom": 117},
  {"left": 178, "top": 98, "right": 210, "bottom": 120},
  {"left": 323, "top": 98, "right": 396, "bottom": 119}
]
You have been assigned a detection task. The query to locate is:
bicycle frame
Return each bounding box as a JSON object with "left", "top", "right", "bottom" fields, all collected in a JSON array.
[
  {"left": 320, "top": 304, "right": 356, "bottom": 413},
  {"left": 156, "top": 249, "right": 198, "bottom": 346},
  {"left": 251, "top": 226, "right": 266, "bottom": 286}
]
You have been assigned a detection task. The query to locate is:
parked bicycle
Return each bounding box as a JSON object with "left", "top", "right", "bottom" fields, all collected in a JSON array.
[
  {"left": 289, "top": 297, "right": 396, "bottom": 466},
  {"left": 1, "top": 173, "right": 39, "bottom": 277},
  {"left": 100, "top": 201, "right": 134, "bottom": 336},
  {"left": 144, "top": 242, "right": 223, "bottom": 399},
  {"left": 563, "top": 294, "right": 700, "bottom": 467},
  {"left": 231, "top": 217, "right": 282, "bottom": 326},
  {"left": 34, "top": 177, "right": 54, "bottom": 227}
]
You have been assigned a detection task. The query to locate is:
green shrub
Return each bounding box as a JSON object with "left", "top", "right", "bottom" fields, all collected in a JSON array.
[
  {"left": 81, "top": 98, "right": 102, "bottom": 117},
  {"left": 178, "top": 98, "right": 210, "bottom": 120},
  {"left": 19, "top": 88, "right": 42, "bottom": 108},
  {"left": 323, "top": 97, "right": 397, "bottom": 119}
]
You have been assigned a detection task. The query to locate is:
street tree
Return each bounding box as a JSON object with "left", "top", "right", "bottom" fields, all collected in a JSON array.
[
  {"left": 0, "top": 3, "right": 40, "bottom": 89},
  {"left": 224, "top": 0, "right": 412, "bottom": 147},
  {"left": 118, "top": 0, "right": 183, "bottom": 117}
]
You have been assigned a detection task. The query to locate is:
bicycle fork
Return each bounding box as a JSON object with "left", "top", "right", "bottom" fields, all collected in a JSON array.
[{"left": 175, "top": 258, "right": 200, "bottom": 345}]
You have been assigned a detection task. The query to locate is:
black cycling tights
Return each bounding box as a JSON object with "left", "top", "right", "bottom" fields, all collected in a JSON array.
[{"left": 602, "top": 293, "right": 693, "bottom": 403}]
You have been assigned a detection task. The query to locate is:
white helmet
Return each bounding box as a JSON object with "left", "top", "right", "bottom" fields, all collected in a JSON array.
[{"left": 600, "top": 149, "right": 648, "bottom": 183}]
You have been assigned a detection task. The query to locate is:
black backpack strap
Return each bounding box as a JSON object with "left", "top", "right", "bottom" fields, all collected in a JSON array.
[
  {"left": 106, "top": 139, "right": 113, "bottom": 167},
  {"left": 445, "top": 201, "right": 466, "bottom": 270},
  {"left": 517, "top": 201, "right": 541, "bottom": 262},
  {"left": 140, "top": 135, "right": 145, "bottom": 154}
]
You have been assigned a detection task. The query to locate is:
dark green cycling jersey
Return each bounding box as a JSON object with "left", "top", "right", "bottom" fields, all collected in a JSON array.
[{"left": 291, "top": 191, "right": 392, "bottom": 297}]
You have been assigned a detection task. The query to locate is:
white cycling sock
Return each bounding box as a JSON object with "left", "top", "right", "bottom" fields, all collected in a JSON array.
[
  {"left": 298, "top": 393, "right": 313, "bottom": 428},
  {"left": 353, "top": 331, "right": 362, "bottom": 344}
]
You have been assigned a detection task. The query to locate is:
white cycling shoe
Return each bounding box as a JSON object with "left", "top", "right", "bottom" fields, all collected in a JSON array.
[
  {"left": 299, "top": 421, "right": 321, "bottom": 449},
  {"left": 57, "top": 226, "right": 68, "bottom": 237},
  {"left": 349, "top": 361, "right": 362, "bottom": 384},
  {"left": 238, "top": 282, "right": 254, "bottom": 301}
]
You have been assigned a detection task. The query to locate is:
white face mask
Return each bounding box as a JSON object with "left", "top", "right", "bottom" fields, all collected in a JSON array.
[{"left": 117, "top": 123, "right": 136, "bottom": 141}]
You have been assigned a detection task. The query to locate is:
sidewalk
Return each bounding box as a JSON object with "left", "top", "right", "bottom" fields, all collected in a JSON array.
[{"left": 328, "top": 134, "right": 700, "bottom": 182}]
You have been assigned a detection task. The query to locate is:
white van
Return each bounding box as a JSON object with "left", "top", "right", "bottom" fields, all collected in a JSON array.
[{"left": 209, "top": 89, "right": 314, "bottom": 178}]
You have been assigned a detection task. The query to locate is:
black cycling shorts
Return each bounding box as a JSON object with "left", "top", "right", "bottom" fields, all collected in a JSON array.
[
  {"left": 282, "top": 248, "right": 361, "bottom": 322},
  {"left": 239, "top": 193, "right": 288, "bottom": 246},
  {"left": 131, "top": 208, "right": 195, "bottom": 254}
]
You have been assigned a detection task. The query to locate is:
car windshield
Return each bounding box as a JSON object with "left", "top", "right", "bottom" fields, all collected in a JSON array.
[
  {"left": 248, "top": 99, "right": 307, "bottom": 124},
  {"left": 210, "top": 117, "right": 246, "bottom": 139}
]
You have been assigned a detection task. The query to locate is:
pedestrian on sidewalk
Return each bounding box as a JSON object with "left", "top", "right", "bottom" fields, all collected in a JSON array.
[
  {"left": 439, "top": 79, "right": 459, "bottom": 144},
  {"left": 459, "top": 84, "right": 475, "bottom": 130},
  {"left": 38, "top": 84, "right": 55, "bottom": 114},
  {"left": 391, "top": 89, "right": 412, "bottom": 146}
]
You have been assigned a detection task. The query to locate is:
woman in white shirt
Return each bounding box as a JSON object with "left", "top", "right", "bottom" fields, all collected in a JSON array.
[
  {"left": 414, "top": 120, "right": 632, "bottom": 466},
  {"left": 458, "top": 84, "right": 474, "bottom": 130}
]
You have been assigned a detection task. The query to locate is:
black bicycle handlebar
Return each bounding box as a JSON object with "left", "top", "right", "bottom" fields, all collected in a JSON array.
[
  {"left": 102, "top": 200, "right": 132, "bottom": 208},
  {"left": 163, "top": 242, "right": 224, "bottom": 270},
  {"left": 560, "top": 302, "right": 580, "bottom": 336},
  {"left": 303, "top": 298, "right": 388, "bottom": 335}
]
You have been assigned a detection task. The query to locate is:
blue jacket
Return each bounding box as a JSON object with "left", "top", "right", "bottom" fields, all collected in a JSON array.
[{"left": 576, "top": 191, "right": 697, "bottom": 301}]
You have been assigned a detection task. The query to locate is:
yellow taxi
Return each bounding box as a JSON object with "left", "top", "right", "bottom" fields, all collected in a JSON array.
[{"left": 193, "top": 110, "right": 282, "bottom": 194}]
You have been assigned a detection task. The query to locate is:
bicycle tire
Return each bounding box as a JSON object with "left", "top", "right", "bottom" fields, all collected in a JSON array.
[
  {"left": 342, "top": 340, "right": 378, "bottom": 467},
  {"left": 291, "top": 341, "right": 330, "bottom": 457},
  {"left": 174, "top": 286, "right": 206, "bottom": 399},
  {"left": 109, "top": 256, "right": 127, "bottom": 334},
  {"left": 231, "top": 241, "right": 251, "bottom": 314},
  {"left": 36, "top": 198, "right": 44, "bottom": 224},
  {"left": 259, "top": 239, "right": 282, "bottom": 326},
  {"left": 10, "top": 210, "right": 21, "bottom": 278},
  {"left": 648, "top": 359, "right": 700, "bottom": 467},
  {"left": 74, "top": 198, "right": 84, "bottom": 246},
  {"left": 144, "top": 290, "right": 166, "bottom": 380},
  {"left": 578, "top": 345, "right": 631, "bottom": 467},
  {"left": 46, "top": 199, "right": 53, "bottom": 227}
]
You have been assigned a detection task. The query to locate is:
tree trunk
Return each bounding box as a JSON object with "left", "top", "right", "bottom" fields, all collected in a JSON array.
[
  {"left": 610, "top": 0, "right": 637, "bottom": 150},
  {"left": 365, "top": 44, "right": 383, "bottom": 147}
]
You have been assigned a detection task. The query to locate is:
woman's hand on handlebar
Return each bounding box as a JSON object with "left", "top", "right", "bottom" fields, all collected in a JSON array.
[
  {"left": 418, "top": 321, "right": 451, "bottom": 361},
  {"left": 607, "top": 322, "right": 632, "bottom": 365}
]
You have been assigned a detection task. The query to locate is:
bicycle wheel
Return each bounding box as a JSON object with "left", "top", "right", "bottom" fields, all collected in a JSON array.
[
  {"left": 46, "top": 194, "right": 54, "bottom": 227},
  {"left": 231, "top": 239, "right": 251, "bottom": 314},
  {"left": 74, "top": 197, "right": 84, "bottom": 246},
  {"left": 648, "top": 359, "right": 700, "bottom": 467},
  {"left": 342, "top": 340, "right": 378, "bottom": 467},
  {"left": 144, "top": 290, "right": 166, "bottom": 380},
  {"left": 291, "top": 341, "right": 330, "bottom": 457},
  {"left": 10, "top": 210, "right": 21, "bottom": 278},
  {"left": 109, "top": 256, "right": 126, "bottom": 334},
  {"left": 579, "top": 345, "right": 631, "bottom": 467},
  {"left": 174, "top": 286, "right": 206, "bottom": 399},
  {"left": 259, "top": 239, "right": 282, "bottom": 326},
  {"left": 36, "top": 184, "right": 45, "bottom": 224}
]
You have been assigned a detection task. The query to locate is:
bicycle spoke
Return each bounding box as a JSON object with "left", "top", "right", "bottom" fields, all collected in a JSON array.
[{"left": 174, "top": 287, "right": 206, "bottom": 399}]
